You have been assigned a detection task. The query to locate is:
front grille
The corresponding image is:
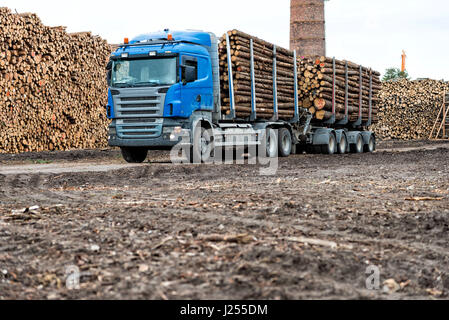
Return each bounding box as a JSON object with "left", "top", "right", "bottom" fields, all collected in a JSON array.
[
  {"left": 124, "top": 126, "right": 157, "bottom": 130},
  {"left": 121, "top": 103, "right": 158, "bottom": 109},
  {"left": 122, "top": 132, "right": 156, "bottom": 136},
  {"left": 115, "top": 94, "right": 162, "bottom": 119},
  {"left": 113, "top": 88, "right": 165, "bottom": 139},
  {"left": 116, "top": 121, "right": 163, "bottom": 139},
  {"left": 123, "top": 119, "right": 156, "bottom": 124},
  {"left": 120, "top": 110, "right": 157, "bottom": 116},
  {"left": 121, "top": 96, "right": 158, "bottom": 101}
]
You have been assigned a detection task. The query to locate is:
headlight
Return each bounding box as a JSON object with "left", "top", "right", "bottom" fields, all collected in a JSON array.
[
  {"left": 173, "top": 126, "right": 182, "bottom": 134},
  {"left": 163, "top": 126, "right": 182, "bottom": 134},
  {"left": 163, "top": 127, "right": 173, "bottom": 134}
]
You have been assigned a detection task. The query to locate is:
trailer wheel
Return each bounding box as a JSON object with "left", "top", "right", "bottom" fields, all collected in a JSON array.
[
  {"left": 350, "top": 134, "right": 364, "bottom": 153},
  {"left": 337, "top": 134, "right": 348, "bottom": 154},
  {"left": 189, "top": 126, "right": 214, "bottom": 164},
  {"left": 321, "top": 133, "right": 336, "bottom": 155},
  {"left": 121, "top": 147, "right": 148, "bottom": 163},
  {"left": 262, "top": 128, "right": 278, "bottom": 158},
  {"left": 278, "top": 128, "right": 292, "bottom": 157},
  {"left": 364, "top": 135, "right": 376, "bottom": 153}
]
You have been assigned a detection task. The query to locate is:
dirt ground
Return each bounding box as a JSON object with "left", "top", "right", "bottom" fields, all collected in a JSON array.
[{"left": 0, "top": 140, "right": 448, "bottom": 300}]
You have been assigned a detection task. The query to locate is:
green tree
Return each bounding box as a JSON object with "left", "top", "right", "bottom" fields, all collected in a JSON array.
[{"left": 382, "top": 68, "right": 410, "bottom": 81}]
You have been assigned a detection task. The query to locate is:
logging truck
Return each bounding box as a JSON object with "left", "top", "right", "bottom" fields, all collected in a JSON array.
[{"left": 106, "top": 30, "right": 376, "bottom": 163}]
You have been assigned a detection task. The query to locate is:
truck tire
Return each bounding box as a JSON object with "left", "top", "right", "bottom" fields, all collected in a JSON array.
[
  {"left": 337, "top": 134, "right": 348, "bottom": 154},
  {"left": 121, "top": 147, "right": 148, "bottom": 163},
  {"left": 262, "top": 128, "right": 278, "bottom": 158},
  {"left": 364, "top": 135, "right": 376, "bottom": 153},
  {"left": 350, "top": 134, "right": 364, "bottom": 154},
  {"left": 278, "top": 128, "right": 292, "bottom": 157},
  {"left": 321, "top": 133, "right": 336, "bottom": 155},
  {"left": 189, "top": 126, "right": 214, "bottom": 164}
]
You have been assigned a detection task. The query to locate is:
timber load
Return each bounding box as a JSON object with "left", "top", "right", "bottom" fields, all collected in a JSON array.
[
  {"left": 0, "top": 8, "right": 111, "bottom": 153},
  {"left": 219, "top": 30, "right": 297, "bottom": 119},
  {"left": 297, "top": 56, "right": 381, "bottom": 124},
  {"left": 219, "top": 29, "right": 381, "bottom": 126}
]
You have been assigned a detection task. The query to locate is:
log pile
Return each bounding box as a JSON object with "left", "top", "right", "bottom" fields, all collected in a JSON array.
[
  {"left": 372, "top": 79, "right": 449, "bottom": 140},
  {"left": 0, "top": 8, "right": 111, "bottom": 154},
  {"left": 297, "top": 56, "right": 381, "bottom": 123},
  {"left": 219, "top": 30, "right": 381, "bottom": 125},
  {"left": 219, "top": 30, "right": 296, "bottom": 119}
]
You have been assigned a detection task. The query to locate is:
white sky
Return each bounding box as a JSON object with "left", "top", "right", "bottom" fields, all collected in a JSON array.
[{"left": 3, "top": 0, "right": 449, "bottom": 80}]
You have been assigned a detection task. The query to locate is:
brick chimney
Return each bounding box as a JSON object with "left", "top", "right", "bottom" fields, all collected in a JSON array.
[{"left": 290, "top": 0, "right": 326, "bottom": 57}]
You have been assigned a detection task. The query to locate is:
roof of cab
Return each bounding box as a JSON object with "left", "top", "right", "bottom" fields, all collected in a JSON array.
[
  {"left": 131, "top": 30, "right": 212, "bottom": 47},
  {"left": 112, "top": 42, "right": 209, "bottom": 58},
  {"left": 111, "top": 30, "right": 213, "bottom": 58}
]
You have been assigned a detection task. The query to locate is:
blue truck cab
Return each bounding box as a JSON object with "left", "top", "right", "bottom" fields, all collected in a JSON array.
[{"left": 107, "top": 30, "right": 222, "bottom": 162}]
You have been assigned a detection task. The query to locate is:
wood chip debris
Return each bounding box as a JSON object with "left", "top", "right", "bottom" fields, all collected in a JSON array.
[
  {"left": 285, "top": 237, "right": 354, "bottom": 250},
  {"left": 426, "top": 288, "right": 443, "bottom": 297},
  {"left": 405, "top": 197, "right": 444, "bottom": 201},
  {"left": 199, "top": 234, "right": 256, "bottom": 244},
  {"left": 383, "top": 279, "right": 401, "bottom": 294}
]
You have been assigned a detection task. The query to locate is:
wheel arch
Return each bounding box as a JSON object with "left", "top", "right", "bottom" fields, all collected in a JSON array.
[
  {"left": 312, "top": 128, "right": 336, "bottom": 146},
  {"left": 361, "top": 131, "right": 376, "bottom": 145},
  {"left": 334, "top": 129, "right": 348, "bottom": 144},
  {"left": 190, "top": 116, "right": 214, "bottom": 144}
]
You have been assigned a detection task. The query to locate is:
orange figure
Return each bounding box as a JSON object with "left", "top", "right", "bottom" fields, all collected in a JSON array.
[{"left": 401, "top": 50, "right": 407, "bottom": 72}]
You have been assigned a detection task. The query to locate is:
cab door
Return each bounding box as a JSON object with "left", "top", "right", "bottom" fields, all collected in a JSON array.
[{"left": 179, "top": 55, "right": 213, "bottom": 118}]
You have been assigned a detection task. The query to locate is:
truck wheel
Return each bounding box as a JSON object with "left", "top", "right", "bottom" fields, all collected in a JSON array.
[
  {"left": 350, "top": 134, "right": 364, "bottom": 153},
  {"left": 121, "top": 147, "right": 148, "bottom": 163},
  {"left": 321, "top": 133, "right": 336, "bottom": 155},
  {"left": 190, "top": 126, "right": 214, "bottom": 164},
  {"left": 337, "top": 134, "right": 348, "bottom": 154},
  {"left": 262, "top": 128, "right": 278, "bottom": 158},
  {"left": 364, "top": 135, "right": 376, "bottom": 153},
  {"left": 278, "top": 128, "right": 292, "bottom": 157}
]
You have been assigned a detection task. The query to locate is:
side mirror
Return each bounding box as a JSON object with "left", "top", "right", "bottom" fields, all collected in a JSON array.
[
  {"left": 106, "top": 70, "right": 112, "bottom": 86},
  {"left": 106, "top": 61, "right": 113, "bottom": 86},
  {"left": 181, "top": 65, "right": 197, "bottom": 85}
]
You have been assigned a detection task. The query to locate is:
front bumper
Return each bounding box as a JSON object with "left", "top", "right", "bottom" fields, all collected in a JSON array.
[
  {"left": 108, "top": 134, "right": 180, "bottom": 148},
  {"left": 108, "top": 120, "right": 191, "bottom": 149}
]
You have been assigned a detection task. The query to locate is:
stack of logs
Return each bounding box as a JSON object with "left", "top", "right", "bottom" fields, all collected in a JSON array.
[
  {"left": 298, "top": 56, "right": 381, "bottom": 123},
  {"left": 219, "top": 30, "right": 296, "bottom": 119},
  {"left": 219, "top": 30, "right": 380, "bottom": 124},
  {"left": 0, "top": 7, "right": 111, "bottom": 153},
  {"left": 372, "top": 79, "right": 449, "bottom": 140}
]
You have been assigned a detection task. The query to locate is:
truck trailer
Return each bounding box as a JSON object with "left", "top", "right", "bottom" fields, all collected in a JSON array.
[{"left": 106, "top": 30, "right": 376, "bottom": 163}]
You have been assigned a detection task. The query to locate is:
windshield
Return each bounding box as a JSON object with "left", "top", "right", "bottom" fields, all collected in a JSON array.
[{"left": 111, "top": 57, "right": 177, "bottom": 88}]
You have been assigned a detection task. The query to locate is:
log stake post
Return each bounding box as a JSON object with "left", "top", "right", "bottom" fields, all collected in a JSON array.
[
  {"left": 291, "top": 50, "right": 299, "bottom": 123},
  {"left": 324, "top": 57, "right": 336, "bottom": 125},
  {"left": 352, "top": 65, "right": 363, "bottom": 127},
  {"left": 272, "top": 45, "right": 279, "bottom": 122},
  {"left": 249, "top": 39, "right": 257, "bottom": 121},
  {"left": 337, "top": 61, "right": 349, "bottom": 125},
  {"left": 364, "top": 69, "right": 373, "bottom": 127},
  {"left": 225, "top": 33, "right": 236, "bottom": 120}
]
